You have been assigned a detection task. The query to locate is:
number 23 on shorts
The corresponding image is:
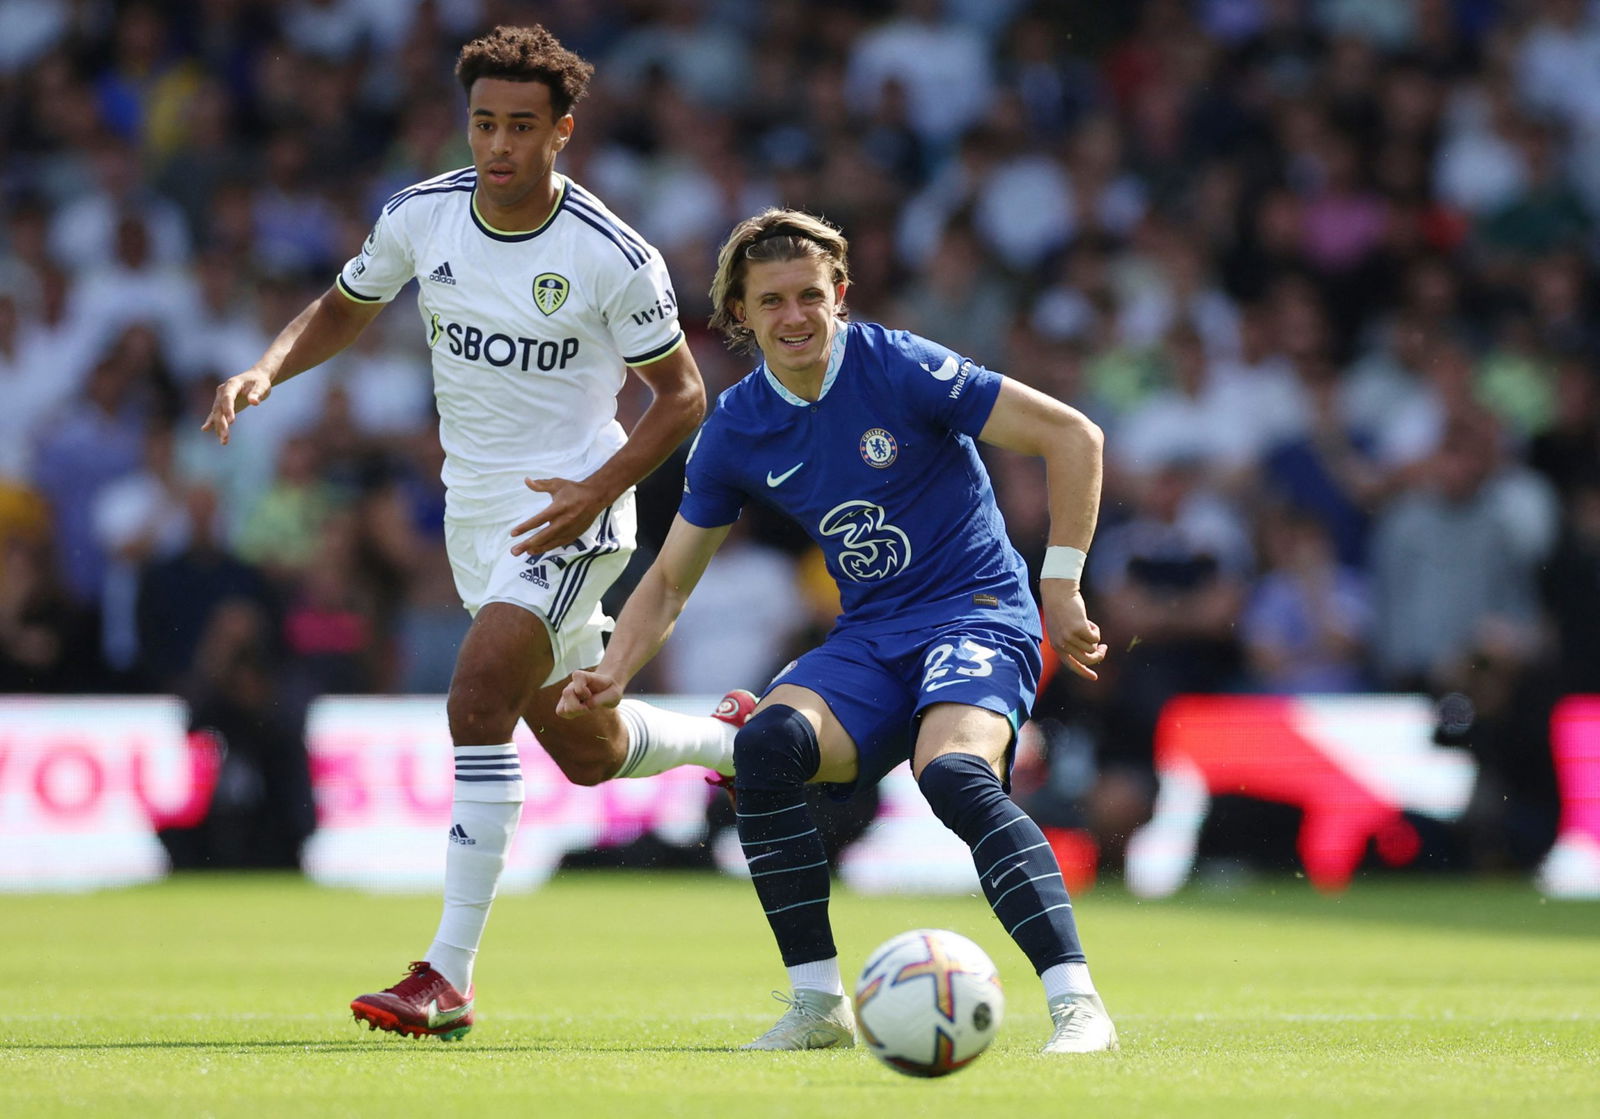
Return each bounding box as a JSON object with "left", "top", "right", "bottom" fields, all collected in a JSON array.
[{"left": 921, "top": 639, "right": 998, "bottom": 692}]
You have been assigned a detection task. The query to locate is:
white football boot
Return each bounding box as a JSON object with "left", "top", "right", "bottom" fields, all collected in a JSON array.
[
  {"left": 742, "top": 989, "right": 857, "bottom": 1050},
  {"left": 1041, "top": 992, "right": 1119, "bottom": 1053}
]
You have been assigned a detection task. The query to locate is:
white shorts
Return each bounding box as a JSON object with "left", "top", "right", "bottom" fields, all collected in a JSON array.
[{"left": 444, "top": 489, "right": 637, "bottom": 687}]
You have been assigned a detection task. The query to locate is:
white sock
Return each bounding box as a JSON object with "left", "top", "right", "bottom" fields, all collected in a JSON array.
[
  {"left": 613, "top": 698, "right": 736, "bottom": 778},
  {"left": 1041, "top": 961, "right": 1097, "bottom": 1001},
  {"left": 788, "top": 957, "right": 844, "bottom": 996},
  {"left": 425, "top": 744, "right": 524, "bottom": 993}
]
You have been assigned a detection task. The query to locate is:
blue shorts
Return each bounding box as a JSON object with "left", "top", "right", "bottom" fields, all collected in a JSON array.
[{"left": 763, "top": 620, "right": 1042, "bottom": 798}]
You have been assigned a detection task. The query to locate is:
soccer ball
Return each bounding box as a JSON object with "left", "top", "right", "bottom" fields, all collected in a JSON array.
[{"left": 853, "top": 928, "right": 1005, "bottom": 1077}]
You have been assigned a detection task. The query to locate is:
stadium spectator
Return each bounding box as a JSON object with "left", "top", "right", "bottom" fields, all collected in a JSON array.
[
  {"left": 0, "top": 487, "right": 102, "bottom": 692},
  {"left": 48, "top": 138, "right": 191, "bottom": 268},
  {"left": 1528, "top": 350, "right": 1600, "bottom": 497},
  {"left": 846, "top": 0, "right": 995, "bottom": 148},
  {"left": 70, "top": 210, "right": 200, "bottom": 363},
  {"left": 1260, "top": 349, "right": 1383, "bottom": 568},
  {"left": 136, "top": 482, "right": 279, "bottom": 695},
  {"left": 0, "top": 286, "right": 87, "bottom": 483},
  {"left": 1368, "top": 413, "right": 1546, "bottom": 691},
  {"left": 1087, "top": 455, "right": 1252, "bottom": 852},
  {"left": 890, "top": 218, "right": 1014, "bottom": 363},
  {"left": 1242, "top": 505, "right": 1373, "bottom": 693},
  {"left": 90, "top": 418, "right": 192, "bottom": 684},
  {"left": 30, "top": 336, "right": 162, "bottom": 602},
  {"left": 166, "top": 598, "right": 316, "bottom": 871},
  {"left": 233, "top": 433, "right": 344, "bottom": 588}
]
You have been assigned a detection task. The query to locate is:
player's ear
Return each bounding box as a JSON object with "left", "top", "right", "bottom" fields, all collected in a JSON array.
[
  {"left": 554, "top": 114, "right": 574, "bottom": 148},
  {"left": 730, "top": 299, "right": 745, "bottom": 324}
]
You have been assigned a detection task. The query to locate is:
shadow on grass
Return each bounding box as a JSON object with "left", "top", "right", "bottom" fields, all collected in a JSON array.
[{"left": 2, "top": 1040, "right": 742, "bottom": 1053}]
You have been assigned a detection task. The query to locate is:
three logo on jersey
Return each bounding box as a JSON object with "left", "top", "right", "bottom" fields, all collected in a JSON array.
[
  {"left": 754, "top": 350, "right": 972, "bottom": 584},
  {"left": 765, "top": 425, "right": 906, "bottom": 580},
  {"left": 819, "top": 500, "right": 911, "bottom": 581}
]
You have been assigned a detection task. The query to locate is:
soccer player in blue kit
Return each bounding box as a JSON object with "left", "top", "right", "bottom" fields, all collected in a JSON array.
[{"left": 558, "top": 209, "right": 1118, "bottom": 1053}]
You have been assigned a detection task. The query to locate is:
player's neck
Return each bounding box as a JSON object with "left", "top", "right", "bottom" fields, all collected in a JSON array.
[
  {"left": 767, "top": 361, "right": 826, "bottom": 402},
  {"left": 475, "top": 173, "right": 562, "bottom": 233}
]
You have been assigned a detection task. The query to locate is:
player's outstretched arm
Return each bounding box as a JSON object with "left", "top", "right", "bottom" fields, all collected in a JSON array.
[
  {"left": 557, "top": 514, "right": 731, "bottom": 717},
  {"left": 511, "top": 344, "right": 706, "bottom": 555},
  {"left": 978, "top": 377, "right": 1108, "bottom": 680},
  {"left": 202, "top": 284, "right": 382, "bottom": 445}
]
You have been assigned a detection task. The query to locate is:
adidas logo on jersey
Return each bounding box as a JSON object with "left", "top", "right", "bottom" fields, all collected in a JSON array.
[{"left": 428, "top": 261, "right": 456, "bottom": 285}]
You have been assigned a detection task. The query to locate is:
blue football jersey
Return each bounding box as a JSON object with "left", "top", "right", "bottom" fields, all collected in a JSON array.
[{"left": 680, "top": 321, "right": 1041, "bottom": 641}]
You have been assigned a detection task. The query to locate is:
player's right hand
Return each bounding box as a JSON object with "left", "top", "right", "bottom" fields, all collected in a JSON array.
[
  {"left": 557, "top": 668, "right": 624, "bottom": 718},
  {"left": 202, "top": 369, "right": 274, "bottom": 445},
  {"left": 1041, "top": 583, "right": 1108, "bottom": 682}
]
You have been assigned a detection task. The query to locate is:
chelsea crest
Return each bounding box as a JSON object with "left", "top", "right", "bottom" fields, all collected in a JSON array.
[{"left": 859, "top": 428, "right": 898, "bottom": 468}]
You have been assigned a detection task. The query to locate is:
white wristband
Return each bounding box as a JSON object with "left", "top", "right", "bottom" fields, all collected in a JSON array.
[{"left": 1040, "top": 545, "right": 1087, "bottom": 582}]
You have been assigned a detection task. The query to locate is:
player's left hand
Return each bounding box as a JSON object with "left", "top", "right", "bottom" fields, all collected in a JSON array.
[
  {"left": 510, "top": 476, "right": 607, "bottom": 555},
  {"left": 1042, "top": 582, "right": 1108, "bottom": 681}
]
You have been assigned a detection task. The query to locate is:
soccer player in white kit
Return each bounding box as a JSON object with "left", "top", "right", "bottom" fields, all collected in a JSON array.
[{"left": 203, "top": 25, "right": 753, "bottom": 1040}]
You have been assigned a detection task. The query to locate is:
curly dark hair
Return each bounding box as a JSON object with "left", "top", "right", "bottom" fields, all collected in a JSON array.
[{"left": 455, "top": 25, "right": 594, "bottom": 117}]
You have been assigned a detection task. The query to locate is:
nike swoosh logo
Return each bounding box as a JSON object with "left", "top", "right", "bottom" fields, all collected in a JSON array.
[
  {"left": 766, "top": 462, "right": 804, "bottom": 487},
  {"left": 426, "top": 999, "right": 472, "bottom": 1028},
  {"left": 920, "top": 355, "right": 959, "bottom": 381},
  {"left": 924, "top": 678, "right": 969, "bottom": 691},
  {"left": 988, "top": 861, "right": 1026, "bottom": 890}
]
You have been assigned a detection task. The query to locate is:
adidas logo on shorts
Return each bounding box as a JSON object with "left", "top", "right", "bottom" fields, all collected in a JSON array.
[
  {"left": 428, "top": 261, "right": 456, "bottom": 285},
  {"left": 519, "top": 558, "right": 549, "bottom": 588}
]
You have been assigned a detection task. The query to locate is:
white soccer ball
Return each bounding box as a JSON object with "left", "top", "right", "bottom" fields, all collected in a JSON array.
[{"left": 853, "top": 928, "right": 1005, "bottom": 1077}]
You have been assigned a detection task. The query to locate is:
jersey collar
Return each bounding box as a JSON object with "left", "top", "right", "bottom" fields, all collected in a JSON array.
[
  {"left": 762, "top": 323, "right": 849, "bottom": 407},
  {"left": 470, "top": 175, "right": 567, "bottom": 242}
]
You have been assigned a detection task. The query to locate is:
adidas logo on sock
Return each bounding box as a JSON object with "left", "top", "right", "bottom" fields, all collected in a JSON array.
[
  {"left": 448, "top": 823, "right": 476, "bottom": 846},
  {"left": 428, "top": 261, "right": 456, "bottom": 285}
]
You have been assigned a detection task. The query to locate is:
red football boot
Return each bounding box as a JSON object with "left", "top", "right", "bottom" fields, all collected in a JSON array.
[
  {"left": 351, "top": 962, "right": 475, "bottom": 1041},
  {"left": 706, "top": 689, "right": 758, "bottom": 805}
]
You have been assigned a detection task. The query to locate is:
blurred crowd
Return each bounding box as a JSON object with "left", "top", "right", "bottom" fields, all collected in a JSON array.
[{"left": 1, "top": 0, "right": 1597, "bottom": 870}]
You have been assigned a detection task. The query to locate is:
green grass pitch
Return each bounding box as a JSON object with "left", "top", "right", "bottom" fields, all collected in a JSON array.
[{"left": 2, "top": 872, "right": 1595, "bottom": 1117}]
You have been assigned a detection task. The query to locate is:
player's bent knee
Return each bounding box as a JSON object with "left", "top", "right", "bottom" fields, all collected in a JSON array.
[
  {"left": 917, "top": 751, "right": 1005, "bottom": 832},
  {"left": 531, "top": 717, "right": 619, "bottom": 787},
  {"left": 549, "top": 754, "right": 612, "bottom": 787},
  {"left": 733, "top": 706, "right": 821, "bottom": 792}
]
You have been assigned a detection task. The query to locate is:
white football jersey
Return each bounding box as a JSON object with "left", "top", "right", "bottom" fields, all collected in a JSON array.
[{"left": 338, "top": 167, "right": 685, "bottom": 525}]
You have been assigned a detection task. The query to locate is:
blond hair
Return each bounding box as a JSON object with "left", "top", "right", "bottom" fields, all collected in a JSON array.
[{"left": 708, "top": 209, "right": 850, "bottom": 352}]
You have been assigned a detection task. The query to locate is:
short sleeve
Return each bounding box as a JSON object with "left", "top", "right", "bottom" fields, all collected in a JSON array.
[
  {"left": 883, "top": 329, "right": 1004, "bottom": 437},
  {"left": 599, "top": 250, "right": 685, "bottom": 366},
  {"left": 337, "top": 207, "right": 414, "bottom": 304},
  {"left": 677, "top": 422, "right": 746, "bottom": 528}
]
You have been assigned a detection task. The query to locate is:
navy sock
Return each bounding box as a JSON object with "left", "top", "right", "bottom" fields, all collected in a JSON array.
[
  {"left": 733, "top": 706, "right": 834, "bottom": 967},
  {"left": 918, "top": 751, "right": 1085, "bottom": 972}
]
